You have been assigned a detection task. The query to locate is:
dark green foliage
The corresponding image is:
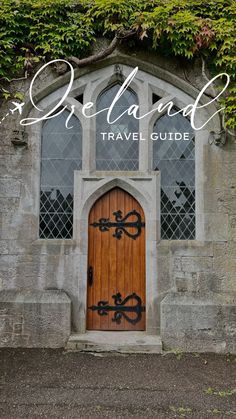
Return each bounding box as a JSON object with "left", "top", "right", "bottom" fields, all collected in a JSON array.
[{"left": 0, "top": 0, "right": 235, "bottom": 127}]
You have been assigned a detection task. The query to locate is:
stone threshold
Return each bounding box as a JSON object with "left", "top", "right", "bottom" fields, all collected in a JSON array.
[{"left": 65, "top": 331, "right": 162, "bottom": 354}]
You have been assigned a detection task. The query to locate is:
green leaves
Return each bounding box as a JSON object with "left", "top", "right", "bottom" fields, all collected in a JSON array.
[
  {"left": 0, "top": 0, "right": 235, "bottom": 128},
  {"left": 0, "top": 0, "right": 95, "bottom": 75},
  {"left": 88, "top": 0, "right": 141, "bottom": 33}
]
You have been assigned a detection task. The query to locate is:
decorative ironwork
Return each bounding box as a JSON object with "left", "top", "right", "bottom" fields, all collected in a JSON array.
[
  {"left": 90, "top": 209, "right": 145, "bottom": 240},
  {"left": 89, "top": 292, "right": 145, "bottom": 325}
]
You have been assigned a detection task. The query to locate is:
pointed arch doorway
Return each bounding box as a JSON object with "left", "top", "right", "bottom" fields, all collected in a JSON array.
[{"left": 87, "top": 187, "right": 146, "bottom": 331}]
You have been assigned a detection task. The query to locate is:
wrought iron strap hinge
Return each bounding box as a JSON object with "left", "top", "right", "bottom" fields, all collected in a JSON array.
[
  {"left": 89, "top": 292, "right": 145, "bottom": 325},
  {"left": 90, "top": 209, "right": 145, "bottom": 240}
]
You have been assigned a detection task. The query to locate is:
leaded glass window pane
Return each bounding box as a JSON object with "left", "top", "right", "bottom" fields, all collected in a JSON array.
[
  {"left": 153, "top": 113, "right": 195, "bottom": 240},
  {"left": 96, "top": 84, "right": 139, "bottom": 170},
  {"left": 39, "top": 111, "right": 82, "bottom": 239}
]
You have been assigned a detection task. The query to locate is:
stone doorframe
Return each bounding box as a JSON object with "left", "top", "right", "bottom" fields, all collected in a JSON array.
[{"left": 73, "top": 171, "right": 160, "bottom": 335}]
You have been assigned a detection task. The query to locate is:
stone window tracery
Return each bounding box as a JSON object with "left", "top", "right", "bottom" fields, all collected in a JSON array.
[
  {"left": 153, "top": 112, "right": 195, "bottom": 240},
  {"left": 39, "top": 110, "right": 82, "bottom": 239},
  {"left": 39, "top": 67, "right": 196, "bottom": 241},
  {"left": 96, "top": 83, "right": 139, "bottom": 171}
]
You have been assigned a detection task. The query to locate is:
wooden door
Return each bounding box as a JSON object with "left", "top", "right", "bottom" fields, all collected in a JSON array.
[{"left": 87, "top": 187, "right": 146, "bottom": 331}]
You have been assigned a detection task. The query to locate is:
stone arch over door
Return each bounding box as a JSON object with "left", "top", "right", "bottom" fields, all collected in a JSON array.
[{"left": 73, "top": 172, "right": 159, "bottom": 334}]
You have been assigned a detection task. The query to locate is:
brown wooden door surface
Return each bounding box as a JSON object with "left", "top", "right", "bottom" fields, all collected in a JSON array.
[{"left": 87, "top": 187, "right": 146, "bottom": 331}]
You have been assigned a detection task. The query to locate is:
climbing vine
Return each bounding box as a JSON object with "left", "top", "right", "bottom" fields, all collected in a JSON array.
[{"left": 0, "top": 0, "right": 235, "bottom": 128}]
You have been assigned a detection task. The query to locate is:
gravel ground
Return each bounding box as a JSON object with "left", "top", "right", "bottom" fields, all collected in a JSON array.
[{"left": 0, "top": 349, "right": 235, "bottom": 418}]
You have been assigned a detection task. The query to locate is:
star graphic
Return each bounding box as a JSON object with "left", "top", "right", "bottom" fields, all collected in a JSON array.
[{"left": 9, "top": 101, "right": 25, "bottom": 115}]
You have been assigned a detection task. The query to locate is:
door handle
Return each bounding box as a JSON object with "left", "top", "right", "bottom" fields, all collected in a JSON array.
[{"left": 88, "top": 266, "right": 94, "bottom": 286}]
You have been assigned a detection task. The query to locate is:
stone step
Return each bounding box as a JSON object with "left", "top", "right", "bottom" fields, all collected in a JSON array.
[{"left": 66, "top": 331, "right": 162, "bottom": 354}]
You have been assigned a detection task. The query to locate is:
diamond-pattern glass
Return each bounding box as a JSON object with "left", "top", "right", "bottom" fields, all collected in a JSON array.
[
  {"left": 96, "top": 84, "right": 139, "bottom": 170},
  {"left": 153, "top": 113, "right": 195, "bottom": 240},
  {"left": 39, "top": 111, "right": 82, "bottom": 239}
]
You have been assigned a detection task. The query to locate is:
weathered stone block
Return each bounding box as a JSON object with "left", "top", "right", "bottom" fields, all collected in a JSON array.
[
  {"left": 203, "top": 213, "right": 229, "bottom": 241},
  {"left": 0, "top": 240, "right": 9, "bottom": 255},
  {"left": 0, "top": 177, "right": 21, "bottom": 198},
  {"left": 161, "top": 293, "right": 236, "bottom": 353},
  {"left": 157, "top": 256, "right": 173, "bottom": 293},
  {"left": 175, "top": 278, "right": 188, "bottom": 293},
  {"left": 0, "top": 198, "right": 19, "bottom": 213},
  {"left": 0, "top": 239, "right": 28, "bottom": 256},
  {"left": 229, "top": 215, "right": 236, "bottom": 241},
  {"left": 212, "top": 242, "right": 236, "bottom": 292},
  {"left": 174, "top": 271, "right": 198, "bottom": 293},
  {"left": 219, "top": 163, "right": 236, "bottom": 188},
  {"left": 0, "top": 290, "right": 71, "bottom": 348},
  {"left": 179, "top": 256, "right": 213, "bottom": 273},
  {"left": 221, "top": 144, "right": 236, "bottom": 163},
  {"left": 0, "top": 213, "right": 35, "bottom": 240},
  {"left": 216, "top": 187, "right": 236, "bottom": 213},
  {"left": 170, "top": 241, "right": 213, "bottom": 257},
  {"left": 213, "top": 241, "right": 236, "bottom": 257},
  {"left": 195, "top": 272, "right": 219, "bottom": 293},
  {"left": 157, "top": 242, "right": 170, "bottom": 257}
]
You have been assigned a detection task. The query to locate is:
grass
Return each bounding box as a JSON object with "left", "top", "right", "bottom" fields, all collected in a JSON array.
[{"left": 204, "top": 387, "right": 236, "bottom": 397}]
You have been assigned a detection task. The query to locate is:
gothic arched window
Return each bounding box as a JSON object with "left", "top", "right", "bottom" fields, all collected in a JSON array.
[
  {"left": 96, "top": 84, "right": 139, "bottom": 170},
  {"left": 39, "top": 111, "right": 82, "bottom": 239},
  {"left": 153, "top": 112, "right": 195, "bottom": 240}
]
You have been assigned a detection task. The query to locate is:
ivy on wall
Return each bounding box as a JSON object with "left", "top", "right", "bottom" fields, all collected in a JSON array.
[{"left": 0, "top": 0, "right": 235, "bottom": 128}]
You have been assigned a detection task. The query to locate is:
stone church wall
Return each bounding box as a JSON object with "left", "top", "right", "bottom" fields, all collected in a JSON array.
[{"left": 0, "top": 48, "right": 235, "bottom": 351}]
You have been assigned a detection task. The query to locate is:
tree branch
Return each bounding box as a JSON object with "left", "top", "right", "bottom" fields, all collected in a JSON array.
[{"left": 67, "top": 29, "right": 136, "bottom": 67}]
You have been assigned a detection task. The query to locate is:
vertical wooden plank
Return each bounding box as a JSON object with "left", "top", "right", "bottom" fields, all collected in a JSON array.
[
  {"left": 131, "top": 195, "right": 139, "bottom": 329},
  {"left": 108, "top": 188, "right": 118, "bottom": 330},
  {"left": 123, "top": 192, "right": 132, "bottom": 330},
  {"left": 116, "top": 187, "right": 125, "bottom": 330},
  {"left": 100, "top": 190, "right": 109, "bottom": 330},
  {"left": 137, "top": 203, "right": 145, "bottom": 330}
]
